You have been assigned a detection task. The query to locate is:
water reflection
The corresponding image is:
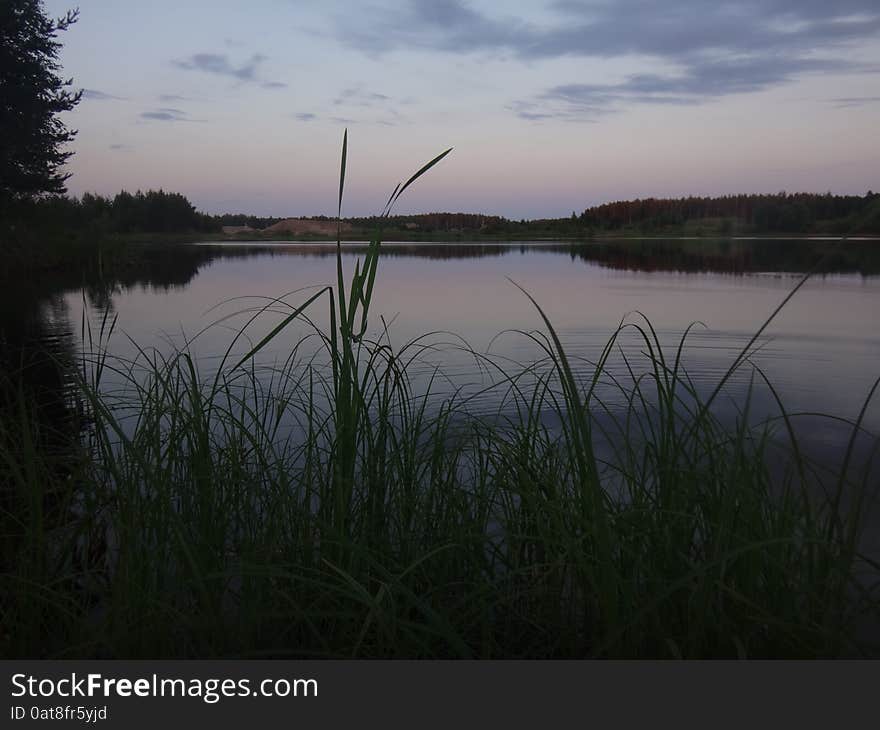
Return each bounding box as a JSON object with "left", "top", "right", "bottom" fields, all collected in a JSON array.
[
  {"left": 4, "top": 238, "right": 879, "bottom": 461},
  {"left": 196, "top": 238, "right": 880, "bottom": 275},
  {"left": 3, "top": 238, "right": 878, "bottom": 646}
]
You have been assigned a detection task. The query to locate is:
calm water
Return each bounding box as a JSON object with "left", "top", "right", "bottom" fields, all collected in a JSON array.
[
  {"left": 7, "top": 239, "right": 880, "bottom": 460},
  {"left": 5, "top": 237, "right": 880, "bottom": 549},
  {"left": 73, "top": 240, "right": 880, "bottom": 419}
]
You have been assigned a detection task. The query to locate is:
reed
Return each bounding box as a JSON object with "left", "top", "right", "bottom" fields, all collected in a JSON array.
[{"left": 1, "top": 133, "right": 877, "bottom": 658}]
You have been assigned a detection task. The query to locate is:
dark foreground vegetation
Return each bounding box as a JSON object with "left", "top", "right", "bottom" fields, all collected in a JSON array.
[
  {"left": 3, "top": 2, "right": 877, "bottom": 659},
  {"left": 2, "top": 244, "right": 878, "bottom": 659},
  {"left": 2, "top": 142, "right": 878, "bottom": 659}
]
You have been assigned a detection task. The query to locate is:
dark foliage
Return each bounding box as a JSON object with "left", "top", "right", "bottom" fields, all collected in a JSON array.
[
  {"left": 341, "top": 194, "right": 880, "bottom": 237},
  {"left": 577, "top": 191, "right": 880, "bottom": 234},
  {"left": 347, "top": 211, "right": 505, "bottom": 233},
  {"left": 214, "top": 213, "right": 286, "bottom": 229},
  {"left": 12, "top": 189, "right": 220, "bottom": 235},
  {"left": 0, "top": 2, "right": 81, "bottom": 205}
]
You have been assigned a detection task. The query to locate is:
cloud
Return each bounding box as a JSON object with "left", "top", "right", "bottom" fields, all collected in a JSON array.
[
  {"left": 140, "top": 107, "right": 201, "bottom": 122},
  {"left": 262, "top": 81, "right": 288, "bottom": 89},
  {"left": 158, "top": 94, "right": 191, "bottom": 102},
  {"left": 519, "top": 56, "right": 864, "bottom": 120},
  {"left": 507, "top": 99, "right": 604, "bottom": 123},
  {"left": 173, "top": 52, "right": 267, "bottom": 81},
  {"left": 82, "top": 88, "right": 125, "bottom": 101},
  {"left": 295, "top": 112, "right": 317, "bottom": 121},
  {"left": 334, "top": 1, "right": 880, "bottom": 118},
  {"left": 335, "top": 0, "right": 524, "bottom": 57},
  {"left": 333, "top": 87, "right": 392, "bottom": 106},
  {"left": 829, "top": 96, "right": 880, "bottom": 108},
  {"left": 328, "top": 84, "right": 404, "bottom": 127},
  {"left": 329, "top": 86, "right": 403, "bottom": 125},
  {"left": 141, "top": 111, "right": 184, "bottom": 121},
  {"left": 337, "top": 1, "right": 880, "bottom": 59}
]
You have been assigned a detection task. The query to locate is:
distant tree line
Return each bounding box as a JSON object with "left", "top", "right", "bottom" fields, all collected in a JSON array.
[
  {"left": 7, "top": 190, "right": 879, "bottom": 245},
  {"left": 9, "top": 190, "right": 220, "bottom": 235},
  {"left": 576, "top": 191, "right": 880, "bottom": 234},
  {"left": 214, "top": 213, "right": 285, "bottom": 229},
  {"left": 346, "top": 212, "right": 506, "bottom": 232},
  {"left": 342, "top": 193, "right": 880, "bottom": 236}
]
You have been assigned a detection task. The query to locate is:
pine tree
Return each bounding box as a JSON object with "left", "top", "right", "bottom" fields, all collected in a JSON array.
[{"left": 0, "top": 2, "right": 81, "bottom": 205}]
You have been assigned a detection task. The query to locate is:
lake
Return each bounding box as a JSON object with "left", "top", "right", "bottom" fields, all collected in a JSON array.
[
  {"left": 41, "top": 237, "right": 872, "bottom": 420},
  {"left": 10, "top": 239, "right": 877, "bottom": 439},
  {"left": 5, "top": 236, "right": 880, "bottom": 651},
  {"left": 5, "top": 237, "right": 872, "bottom": 502}
]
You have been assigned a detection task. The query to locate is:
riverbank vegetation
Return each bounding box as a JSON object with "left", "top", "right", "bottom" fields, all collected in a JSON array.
[
  {"left": 4, "top": 190, "right": 879, "bottom": 277},
  {"left": 3, "top": 245, "right": 878, "bottom": 659},
  {"left": 2, "top": 140, "right": 878, "bottom": 659},
  {"left": 3, "top": 2, "right": 878, "bottom": 660}
]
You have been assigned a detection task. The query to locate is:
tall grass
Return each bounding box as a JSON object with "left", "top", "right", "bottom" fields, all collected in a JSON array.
[{"left": 1, "top": 134, "right": 878, "bottom": 658}]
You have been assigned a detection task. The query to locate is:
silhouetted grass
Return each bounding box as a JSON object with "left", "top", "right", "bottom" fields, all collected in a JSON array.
[{"left": 1, "top": 135, "right": 878, "bottom": 658}]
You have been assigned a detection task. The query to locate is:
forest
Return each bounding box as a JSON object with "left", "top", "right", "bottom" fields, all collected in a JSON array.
[
  {"left": 4, "top": 189, "right": 878, "bottom": 274},
  {"left": 575, "top": 191, "right": 880, "bottom": 233}
]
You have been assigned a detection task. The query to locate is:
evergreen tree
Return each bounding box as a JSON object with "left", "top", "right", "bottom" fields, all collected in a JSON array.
[{"left": 0, "top": 2, "right": 81, "bottom": 205}]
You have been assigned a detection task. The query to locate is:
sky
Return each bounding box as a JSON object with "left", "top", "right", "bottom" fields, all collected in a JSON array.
[{"left": 45, "top": 0, "right": 880, "bottom": 219}]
